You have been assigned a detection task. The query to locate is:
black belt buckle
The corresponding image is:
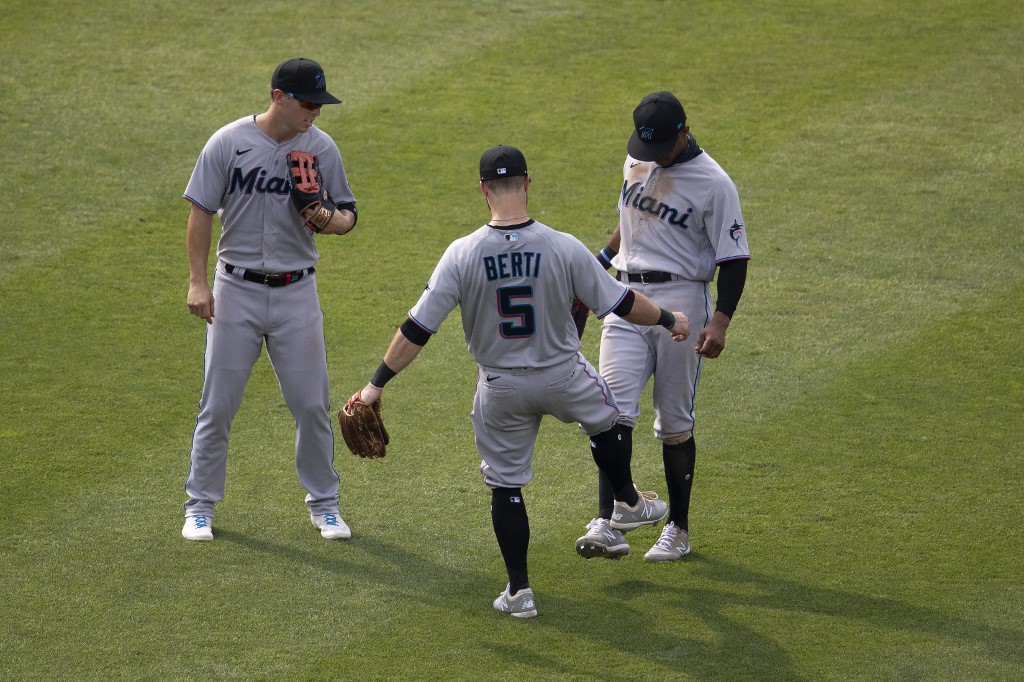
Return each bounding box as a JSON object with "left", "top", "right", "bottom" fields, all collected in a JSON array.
[{"left": 640, "top": 272, "right": 655, "bottom": 284}]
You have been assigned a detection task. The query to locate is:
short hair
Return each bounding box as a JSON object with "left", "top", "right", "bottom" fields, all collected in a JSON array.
[{"left": 482, "top": 175, "right": 527, "bottom": 196}]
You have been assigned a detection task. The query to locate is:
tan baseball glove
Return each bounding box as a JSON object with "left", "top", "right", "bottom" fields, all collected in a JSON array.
[{"left": 338, "top": 392, "right": 389, "bottom": 459}]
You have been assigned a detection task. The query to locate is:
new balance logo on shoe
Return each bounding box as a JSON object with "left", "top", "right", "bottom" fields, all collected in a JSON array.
[
  {"left": 610, "top": 489, "right": 668, "bottom": 531},
  {"left": 644, "top": 522, "right": 691, "bottom": 562},
  {"left": 493, "top": 585, "right": 538, "bottom": 618}
]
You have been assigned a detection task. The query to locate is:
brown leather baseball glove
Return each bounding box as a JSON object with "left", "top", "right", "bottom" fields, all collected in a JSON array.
[
  {"left": 287, "top": 149, "right": 337, "bottom": 233},
  {"left": 338, "top": 392, "right": 389, "bottom": 459}
]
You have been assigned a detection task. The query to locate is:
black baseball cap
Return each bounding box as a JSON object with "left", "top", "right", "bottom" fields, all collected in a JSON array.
[
  {"left": 271, "top": 58, "right": 341, "bottom": 105},
  {"left": 627, "top": 91, "right": 686, "bottom": 161},
  {"left": 479, "top": 145, "right": 528, "bottom": 181}
]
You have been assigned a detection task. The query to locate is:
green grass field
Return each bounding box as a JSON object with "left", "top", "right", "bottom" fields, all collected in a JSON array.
[{"left": 2, "top": 0, "right": 1022, "bottom": 679}]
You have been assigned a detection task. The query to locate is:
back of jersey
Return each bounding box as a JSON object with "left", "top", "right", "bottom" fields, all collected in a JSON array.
[{"left": 409, "top": 220, "right": 625, "bottom": 369}]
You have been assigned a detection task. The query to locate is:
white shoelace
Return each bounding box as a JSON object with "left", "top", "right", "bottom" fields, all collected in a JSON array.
[
  {"left": 654, "top": 523, "right": 682, "bottom": 550},
  {"left": 637, "top": 490, "right": 660, "bottom": 514}
]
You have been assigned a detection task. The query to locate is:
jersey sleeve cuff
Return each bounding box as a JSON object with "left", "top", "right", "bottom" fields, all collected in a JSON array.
[{"left": 183, "top": 195, "right": 217, "bottom": 214}]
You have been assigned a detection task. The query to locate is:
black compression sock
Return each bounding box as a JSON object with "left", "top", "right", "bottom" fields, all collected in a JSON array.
[
  {"left": 597, "top": 470, "right": 614, "bottom": 520},
  {"left": 591, "top": 425, "right": 638, "bottom": 508},
  {"left": 490, "top": 487, "right": 530, "bottom": 593},
  {"left": 663, "top": 437, "right": 696, "bottom": 531}
]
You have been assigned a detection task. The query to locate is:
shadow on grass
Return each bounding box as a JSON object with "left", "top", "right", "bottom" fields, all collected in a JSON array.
[
  {"left": 213, "top": 527, "right": 496, "bottom": 602},
  {"left": 520, "top": 552, "right": 1024, "bottom": 679},
  {"left": 197, "top": 531, "right": 1022, "bottom": 679}
]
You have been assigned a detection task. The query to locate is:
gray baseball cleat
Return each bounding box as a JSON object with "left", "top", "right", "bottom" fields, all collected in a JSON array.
[
  {"left": 575, "top": 518, "right": 630, "bottom": 559},
  {"left": 610, "top": 488, "right": 668, "bottom": 531},
  {"left": 493, "top": 584, "right": 538, "bottom": 618},
  {"left": 644, "top": 522, "right": 691, "bottom": 562}
]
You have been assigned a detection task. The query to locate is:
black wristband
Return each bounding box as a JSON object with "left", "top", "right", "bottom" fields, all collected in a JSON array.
[
  {"left": 369, "top": 361, "right": 397, "bottom": 388},
  {"left": 658, "top": 308, "right": 675, "bottom": 330},
  {"left": 596, "top": 245, "right": 618, "bottom": 270}
]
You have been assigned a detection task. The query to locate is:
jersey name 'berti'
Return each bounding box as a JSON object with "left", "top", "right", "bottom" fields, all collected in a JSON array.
[
  {"left": 482, "top": 252, "right": 542, "bottom": 281},
  {"left": 408, "top": 219, "right": 628, "bottom": 370}
]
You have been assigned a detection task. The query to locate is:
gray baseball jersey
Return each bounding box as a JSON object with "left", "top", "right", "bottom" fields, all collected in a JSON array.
[
  {"left": 407, "top": 219, "right": 631, "bottom": 488},
  {"left": 182, "top": 115, "right": 354, "bottom": 520},
  {"left": 612, "top": 151, "right": 749, "bottom": 279},
  {"left": 183, "top": 115, "right": 355, "bottom": 272},
  {"left": 408, "top": 220, "right": 629, "bottom": 369},
  {"left": 602, "top": 149, "right": 750, "bottom": 438}
]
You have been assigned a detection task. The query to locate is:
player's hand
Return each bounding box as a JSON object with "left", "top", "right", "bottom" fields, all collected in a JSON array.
[
  {"left": 668, "top": 311, "right": 690, "bottom": 342},
  {"left": 187, "top": 282, "right": 215, "bottom": 324},
  {"left": 695, "top": 312, "right": 730, "bottom": 358},
  {"left": 358, "top": 383, "right": 383, "bottom": 405}
]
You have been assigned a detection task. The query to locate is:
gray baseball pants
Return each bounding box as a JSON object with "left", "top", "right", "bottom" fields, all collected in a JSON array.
[{"left": 183, "top": 263, "right": 340, "bottom": 518}]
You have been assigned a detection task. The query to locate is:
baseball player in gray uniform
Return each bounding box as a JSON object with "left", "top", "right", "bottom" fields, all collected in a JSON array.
[
  {"left": 181, "top": 58, "right": 358, "bottom": 542},
  {"left": 575, "top": 91, "right": 750, "bottom": 562},
  {"left": 350, "top": 146, "right": 690, "bottom": 617}
]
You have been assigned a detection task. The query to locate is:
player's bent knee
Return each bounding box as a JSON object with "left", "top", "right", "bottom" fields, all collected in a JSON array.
[
  {"left": 590, "top": 423, "right": 624, "bottom": 447},
  {"left": 615, "top": 416, "right": 637, "bottom": 430},
  {"left": 662, "top": 431, "right": 693, "bottom": 445}
]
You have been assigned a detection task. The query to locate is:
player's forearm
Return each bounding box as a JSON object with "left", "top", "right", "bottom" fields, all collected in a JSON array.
[
  {"left": 596, "top": 225, "right": 621, "bottom": 269},
  {"left": 621, "top": 291, "right": 666, "bottom": 326},
  {"left": 186, "top": 209, "right": 214, "bottom": 285},
  {"left": 714, "top": 259, "right": 747, "bottom": 318},
  {"left": 319, "top": 207, "right": 357, "bottom": 235},
  {"left": 608, "top": 225, "right": 621, "bottom": 252},
  {"left": 381, "top": 331, "right": 423, "bottom": 376},
  {"left": 620, "top": 292, "right": 689, "bottom": 338},
  {"left": 365, "top": 328, "right": 426, "bottom": 393}
]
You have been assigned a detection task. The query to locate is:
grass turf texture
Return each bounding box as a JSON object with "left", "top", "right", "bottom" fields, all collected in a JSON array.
[{"left": 1, "top": 0, "right": 1022, "bottom": 679}]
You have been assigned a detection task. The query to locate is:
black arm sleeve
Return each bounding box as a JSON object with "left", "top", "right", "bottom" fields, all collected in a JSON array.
[
  {"left": 399, "top": 317, "right": 432, "bottom": 346},
  {"left": 715, "top": 259, "right": 748, "bottom": 318},
  {"left": 610, "top": 289, "right": 636, "bottom": 318},
  {"left": 336, "top": 201, "right": 358, "bottom": 228}
]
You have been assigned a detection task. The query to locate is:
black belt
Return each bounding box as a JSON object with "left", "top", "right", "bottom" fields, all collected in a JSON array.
[
  {"left": 224, "top": 263, "right": 314, "bottom": 287},
  {"left": 618, "top": 270, "right": 676, "bottom": 284}
]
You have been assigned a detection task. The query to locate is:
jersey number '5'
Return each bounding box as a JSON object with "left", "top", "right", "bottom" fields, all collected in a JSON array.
[{"left": 497, "top": 286, "right": 535, "bottom": 338}]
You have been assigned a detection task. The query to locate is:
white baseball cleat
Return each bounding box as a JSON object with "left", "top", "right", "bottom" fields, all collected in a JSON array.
[
  {"left": 311, "top": 512, "right": 352, "bottom": 540},
  {"left": 643, "top": 522, "right": 691, "bottom": 562},
  {"left": 182, "top": 515, "right": 213, "bottom": 541}
]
